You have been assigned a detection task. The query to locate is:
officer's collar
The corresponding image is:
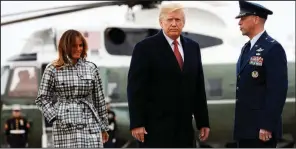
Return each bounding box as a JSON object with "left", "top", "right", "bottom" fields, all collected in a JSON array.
[{"left": 250, "top": 29, "right": 265, "bottom": 50}]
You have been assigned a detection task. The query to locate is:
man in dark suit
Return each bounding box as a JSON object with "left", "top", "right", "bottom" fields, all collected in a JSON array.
[
  {"left": 234, "top": 0, "right": 288, "bottom": 148},
  {"left": 127, "top": 2, "right": 210, "bottom": 148}
]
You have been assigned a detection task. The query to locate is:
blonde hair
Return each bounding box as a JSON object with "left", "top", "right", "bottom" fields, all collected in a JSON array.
[{"left": 159, "top": 3, "right": 185, "bottom": 21}]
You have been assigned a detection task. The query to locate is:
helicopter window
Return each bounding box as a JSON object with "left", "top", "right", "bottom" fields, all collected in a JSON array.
[
  {"left": 104, "top": 27, "right": 223, "bottom": 56},
  {"left": 1, "top": 66, "right": 10, "bottom": 95},
  {"left": 206, "top": 78, "right": 223, "bottom": 97},
  {"left": 105, "top": 67, "right": 129, "bottom": 102},
  {"left": 8, "top": 67, "right": 38, "bottom": 97},
  {"left": 21, "top": 29, "right": 56, "bottom": 54}
]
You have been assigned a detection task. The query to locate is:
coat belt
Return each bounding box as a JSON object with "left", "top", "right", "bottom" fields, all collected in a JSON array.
[
  {"left": 57, "top": 96, "right": 104, "bottom": 129},
  {"left": 58, "top": 96, "right": 92, "bottom": 104}
]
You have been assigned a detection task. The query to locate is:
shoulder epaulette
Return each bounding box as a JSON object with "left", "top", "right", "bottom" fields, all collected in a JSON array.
[
  {"left": 265, "top": 36, "right": 277, "bottom": 44},
  {"left": 85, "top": 61, "right": 98, "bottom": 68}
]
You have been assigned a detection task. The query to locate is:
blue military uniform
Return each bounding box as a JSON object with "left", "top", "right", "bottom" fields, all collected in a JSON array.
[{"left": 234, "top": 0, "right": 288, "bottom": 148}]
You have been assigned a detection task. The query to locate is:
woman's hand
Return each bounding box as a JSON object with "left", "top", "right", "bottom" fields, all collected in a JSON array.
[{"left": 102, "top": 131, "right": 109, "bottom": 143}]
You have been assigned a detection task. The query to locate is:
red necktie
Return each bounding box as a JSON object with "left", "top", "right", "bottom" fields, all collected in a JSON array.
[{"left": 173, "top": 40, "right": 183, "bottom": 69}]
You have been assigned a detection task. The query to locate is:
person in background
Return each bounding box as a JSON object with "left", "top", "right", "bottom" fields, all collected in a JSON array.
[
  {"left": 35, "top": 29, "right": 109, "bottom": 148},
  {"left": 127, "top": 2, "right": 210, "bottom": 148},
  {"left": 4, "top": 104, "right": 30, "bottom": 148},
  {"left": 104, "top": 97, "right": 118, "bottom": 148},
  {"left": 234, "top": 0, "right": 288, "bottom": 148}
]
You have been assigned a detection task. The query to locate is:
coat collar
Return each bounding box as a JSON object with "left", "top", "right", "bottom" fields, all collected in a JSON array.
[{"left": 237, "top": 31, "right": 268, "bottom": 75}]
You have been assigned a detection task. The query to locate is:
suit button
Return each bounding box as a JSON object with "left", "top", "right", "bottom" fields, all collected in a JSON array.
[
  {"left": 238, "top": 75, "right": 240, "bottom": 79},
  {"left": 236, "top": 87, "right": 239, "bottom": 90}
]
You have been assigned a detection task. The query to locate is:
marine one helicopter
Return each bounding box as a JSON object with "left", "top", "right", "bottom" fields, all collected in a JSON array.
[{"left": 1, "top": 1, "right": 295, "bottom": 148}]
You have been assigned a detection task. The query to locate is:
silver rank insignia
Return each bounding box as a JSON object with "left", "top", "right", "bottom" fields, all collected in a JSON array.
[
  {"left": 256, "top": 53, "right": 261, "bottom": 56},
  {"left": 252, "top": 71, "right": 259, "bottom": 78},
  {"left": 20, "top": 119, "right": 24, "bottom": 126},
  {"left": 256, "top": 48, "right": 264, "bottom": 52}
]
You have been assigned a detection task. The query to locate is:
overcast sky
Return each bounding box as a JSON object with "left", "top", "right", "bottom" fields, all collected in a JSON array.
[{"left": 1, "top": 1, "right": 295, "bottom": 66}]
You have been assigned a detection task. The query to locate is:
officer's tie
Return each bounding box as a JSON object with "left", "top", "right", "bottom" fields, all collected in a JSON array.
[
  {"left": 173, "top": 40, "right": 183, "bottom": 70},
  {"left": 240, "top": 41, "right": 251, "bottom": 67}
]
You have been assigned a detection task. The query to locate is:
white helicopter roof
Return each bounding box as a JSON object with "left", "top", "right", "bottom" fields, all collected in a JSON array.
[{"left": 6, "top": 1, "right": 294, "bottom": 69}]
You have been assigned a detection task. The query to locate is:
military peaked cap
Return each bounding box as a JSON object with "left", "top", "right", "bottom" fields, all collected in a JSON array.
[{"left": 235, "top": 0, "right": 273, "bottom": 19}]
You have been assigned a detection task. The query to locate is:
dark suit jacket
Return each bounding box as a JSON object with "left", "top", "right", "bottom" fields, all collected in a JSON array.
[
  {"left": 127, "top": 31, "right": 210, "bottom": 147},
  {"left": 234, "top": 31, "right": 288, "bottom": 140}
]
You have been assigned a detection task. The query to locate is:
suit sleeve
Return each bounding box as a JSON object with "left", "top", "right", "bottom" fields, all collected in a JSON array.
[
  {"left": 259, "top": 43, "right": 288, "bottom": 132},
  {"left": 35, "top": 64, "right": 58, "bottom": 123},
  {"left": 5, "top": 120, "right": 11, "bottom": 144},
  {"left": 193, "top": 43, "right": 210, "bottom": 130},
  {"left": 127, "top": 42, "right": 150, "bottom": 130},
  {"left": 4, "top": 120, "right": 10, "bottom": 136}
]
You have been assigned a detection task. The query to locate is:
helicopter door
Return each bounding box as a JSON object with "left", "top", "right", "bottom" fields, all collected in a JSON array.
[{"left": 1, "top": 66, "right": 10, "bottom": 97}]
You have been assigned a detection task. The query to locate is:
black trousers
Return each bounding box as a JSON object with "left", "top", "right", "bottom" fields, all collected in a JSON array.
[
  {"left": 9, "top": 143, "right": 27, "bottom": 148},
  {"left": 137, "top": 130, "right": 197, "bottom": 148},
  {"left": 237, "top": 139, "right": 277, "bottom": 148}
]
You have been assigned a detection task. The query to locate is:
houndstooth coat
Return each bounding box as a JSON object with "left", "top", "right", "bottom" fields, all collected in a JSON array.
[{"left": 35, "top": 58, "right": 109, "bottom": 148}]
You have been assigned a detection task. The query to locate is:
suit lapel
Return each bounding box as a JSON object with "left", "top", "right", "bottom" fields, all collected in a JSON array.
[
  {"left": 236, "top": 43, "right": 248, "bottom": 75},
  {"left": 157, "top": 31, "right": 186, "bottom": 73},
  {"left": 238, "top": 31, "right": 268, "bottom": 75},
  {"left": 180, "top": 35, "right": 189, "bottom": 73}
]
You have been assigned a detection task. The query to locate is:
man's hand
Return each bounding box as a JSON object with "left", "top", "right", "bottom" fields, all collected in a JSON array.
[
  {"left": 102, "top": 131, "right": 109, "bottom": 143},
  {"left": 131, "top": 127, "right": 148, "bottom": 142},
  {"left": 199, "top": 127, "right": 210, "bottom": 142},
  {"left": 259, "top": 129, "right": 272, "bottom": 142}
]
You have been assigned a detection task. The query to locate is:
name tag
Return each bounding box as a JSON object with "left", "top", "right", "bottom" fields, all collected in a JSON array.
[{"left": 249, "top": 56, "right": 263, "bottom": 66}]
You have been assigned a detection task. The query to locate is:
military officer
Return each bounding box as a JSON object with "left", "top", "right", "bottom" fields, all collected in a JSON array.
[
  {"left": 234, "top": 0, "right": 288, "bottom": 148},
  {"left": 104, "top": 97, "right": 117, "bottom": 148},
  {"left": 4, "top": 104, "right": 30, "bottom": 148}
]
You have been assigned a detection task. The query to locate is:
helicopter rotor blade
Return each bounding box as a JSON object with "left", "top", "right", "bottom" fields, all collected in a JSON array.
[
  {"left": 1, "top": 1, "right": 126, "bottom": 26},
  {"left": 1, "top": 2, "right": 99, "bottom": 18}
]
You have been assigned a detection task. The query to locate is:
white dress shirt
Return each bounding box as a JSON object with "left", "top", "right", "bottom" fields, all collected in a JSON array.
[
  {"left": 250, "top": 30, "right": 265, "bottom": 50},
  {"left": 163, "top": 31, "right": 184, "bottom": 61}
]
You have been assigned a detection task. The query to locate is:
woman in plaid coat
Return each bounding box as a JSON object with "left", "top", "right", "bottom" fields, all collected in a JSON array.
[{"left": 35, "top": 29, "right": 109, "bottom": 148}]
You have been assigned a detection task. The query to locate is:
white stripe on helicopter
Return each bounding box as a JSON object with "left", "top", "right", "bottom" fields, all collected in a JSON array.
[{"left": 2, "top": 98, "right": 294, "bottom": 109}]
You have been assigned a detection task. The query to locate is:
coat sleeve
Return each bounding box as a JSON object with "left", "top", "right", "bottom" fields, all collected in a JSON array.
[
  {"left": 127, "top": 42, "right": 150, "bottom": 130},
  {"left": 93, "top": 67, "right": 109, "bottom": 132},
  {"left": 193, "top": 43, "right": 210, "bottom": 130},
  {"left": 259, "top": 43, "right": 288, "bottom": 132},
  {"left": 35, "top": 64, "right": 58, "bottom": 123}
]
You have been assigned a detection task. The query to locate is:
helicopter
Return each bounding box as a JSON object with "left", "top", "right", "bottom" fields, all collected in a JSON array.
[{"left": 1, "top": 1, "right": 295, "bottom": 148}]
